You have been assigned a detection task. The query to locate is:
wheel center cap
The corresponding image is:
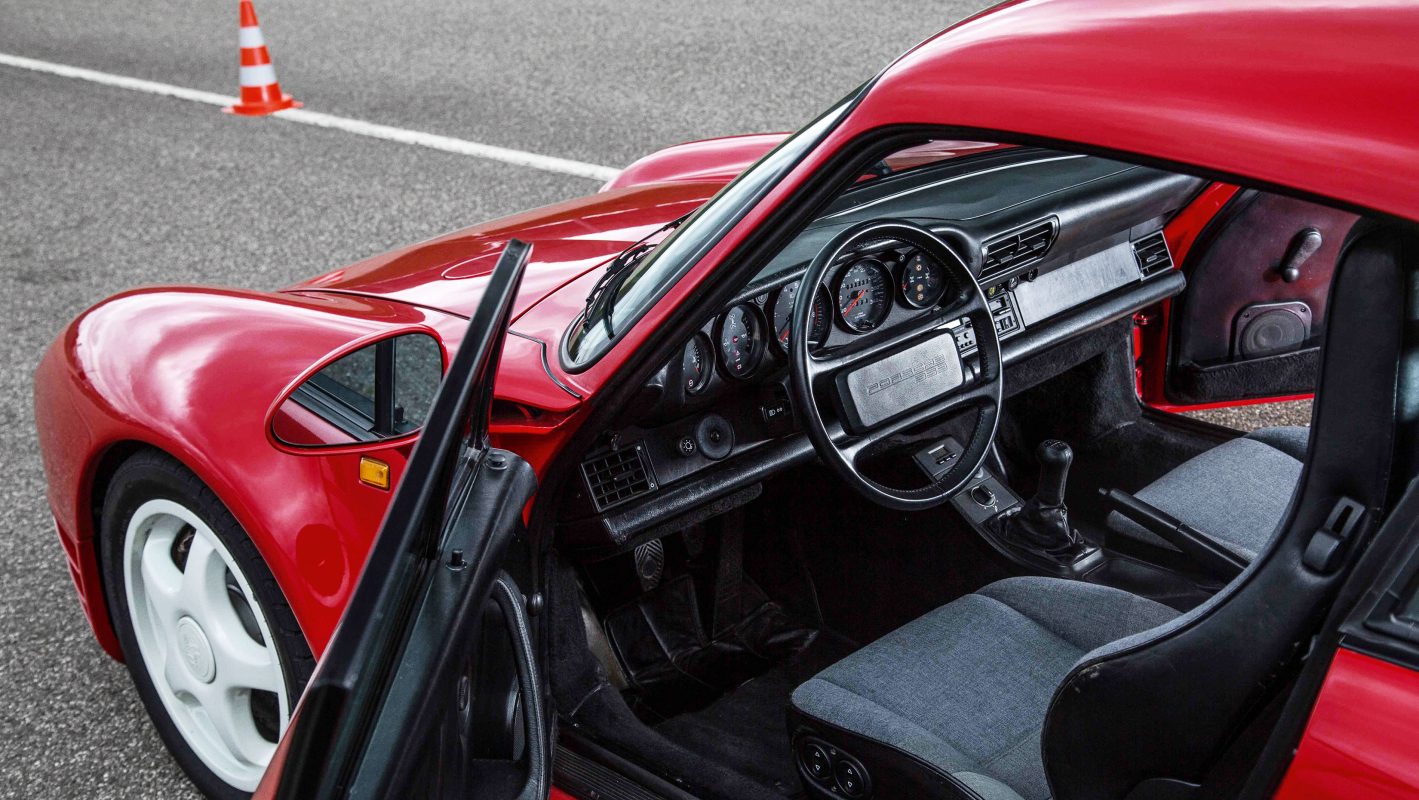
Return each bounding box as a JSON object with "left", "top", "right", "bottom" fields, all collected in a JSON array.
[{"left": 176, "top": 616, "right": 216, "bottom": 684}]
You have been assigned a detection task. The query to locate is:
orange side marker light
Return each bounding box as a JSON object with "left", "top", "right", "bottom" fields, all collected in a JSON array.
[{"left": 359, "top": 457, "right": 391, "bottom": 490}]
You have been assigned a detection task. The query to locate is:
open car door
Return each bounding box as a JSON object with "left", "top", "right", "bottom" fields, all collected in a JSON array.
[
  {"left": 1151, "top": 190, "right": 1357, "bottom": 408},
  {"left": 256, "top": 240, "right": 549, "bottom": 800}
]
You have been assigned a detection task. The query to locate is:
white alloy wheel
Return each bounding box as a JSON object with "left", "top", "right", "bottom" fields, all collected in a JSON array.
[{"left": 122, "top": 498, "right": 290, "bottom": 791}]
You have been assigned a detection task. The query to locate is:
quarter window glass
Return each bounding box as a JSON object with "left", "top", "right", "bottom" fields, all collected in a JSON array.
[
  {"left": 393, "top": 333, "right": 441, "bottom": 433},
  {"left": 275, "top": 332, "right": 444, "bottom": 446},
  {"left": 307, "top": 344, "right": 378, "bottom": 425}
]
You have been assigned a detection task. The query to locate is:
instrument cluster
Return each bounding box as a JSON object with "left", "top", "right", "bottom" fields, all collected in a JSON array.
[{"left": 675, "top": 241, "right": 954, "bottom": 398}]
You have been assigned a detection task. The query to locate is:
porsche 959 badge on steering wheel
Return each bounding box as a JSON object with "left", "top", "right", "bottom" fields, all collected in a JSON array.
[{"left": 788, "top": 219, "right": 1002, "bottom": 510}]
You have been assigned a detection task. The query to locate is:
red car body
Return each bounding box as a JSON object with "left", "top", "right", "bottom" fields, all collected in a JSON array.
[{"left": 34, "top": 0, "right": 1419, "bottom": 795}]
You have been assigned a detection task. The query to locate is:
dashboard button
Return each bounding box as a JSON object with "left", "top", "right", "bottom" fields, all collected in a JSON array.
[
  {"left": 677, "top": 436, "right": 697, "bottom": 457},
  {"left": 760, "top": 398, "right": 794, "bottom": 436}
]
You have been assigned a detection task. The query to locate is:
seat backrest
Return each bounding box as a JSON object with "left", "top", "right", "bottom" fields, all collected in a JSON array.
[{"left": 1041, "top": 225, "right": 1416, "bottom": 800}]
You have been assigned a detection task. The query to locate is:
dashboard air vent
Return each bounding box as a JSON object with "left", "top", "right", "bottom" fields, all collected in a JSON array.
[
  {"left": 582, "top": 444, "right": 656, "bottom": 512},
  {"left": 981, "top": 219, "right": 1056, "bottom": 280},
  {"left": 1132, "top": 232, "right": 1173, "bottom": 277}
]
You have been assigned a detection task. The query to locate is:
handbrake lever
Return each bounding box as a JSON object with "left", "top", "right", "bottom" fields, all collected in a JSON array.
[{"left": 1099, "top": 488, "right": 1247, "bottom": 579}]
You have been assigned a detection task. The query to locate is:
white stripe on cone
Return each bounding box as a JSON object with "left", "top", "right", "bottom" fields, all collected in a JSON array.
[
  {"left": 239, "top": 63, "right": 278, "bottom": 87},
  {"left": 238, "top": 27, "right": 266, "bottom": 48}
]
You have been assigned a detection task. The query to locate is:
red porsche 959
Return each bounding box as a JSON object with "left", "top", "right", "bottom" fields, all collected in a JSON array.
[{"left": 32, "top": 1, "right": 1419, "bottom": 798}]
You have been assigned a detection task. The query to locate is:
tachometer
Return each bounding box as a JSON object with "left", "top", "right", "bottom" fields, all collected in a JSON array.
[
  {"left": 770, "top": 281, "right": 830, "bottom": 350},
  {"left": 717, "top": 304, "right": 764, "bottom": 379},
  {"left": 899, "top": 250, "right": 948, "bottom": 308},
  {"left": 835, "top": 258, "right": 892, "bottom": 333},
  {"left": 681, "top": 333, "right": 712, "bottom": 394}
]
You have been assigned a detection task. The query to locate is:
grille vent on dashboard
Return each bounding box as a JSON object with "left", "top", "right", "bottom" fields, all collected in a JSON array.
[
  {"left": 582, "top": 444, "right": 656, "bottom": 512},
  {"left": 981, "top": 219, "right": 1057, "bottom": 280},
  {"left": 1132, "top": 231, "right": 1173, "bottom": 277}
]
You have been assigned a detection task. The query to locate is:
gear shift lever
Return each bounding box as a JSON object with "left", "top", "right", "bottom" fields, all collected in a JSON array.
[
  {"left": 1036, "top": 440, "right": 1072, "bottom": 508},
  {"left": 999, "top": 440, "right": 1081, "bottom": 556}
]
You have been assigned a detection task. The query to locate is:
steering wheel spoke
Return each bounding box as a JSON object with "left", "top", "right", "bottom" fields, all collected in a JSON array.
[
  {"left": 789, "top": 219, "right": 1003, "bottom": 510},
  {"left": 837, "top": 378, "right": 997, "bottom": 464}
]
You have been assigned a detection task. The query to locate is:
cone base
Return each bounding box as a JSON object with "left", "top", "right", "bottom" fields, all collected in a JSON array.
[{"left": 223, "top": 95, "right": 302, "bottom": 116}]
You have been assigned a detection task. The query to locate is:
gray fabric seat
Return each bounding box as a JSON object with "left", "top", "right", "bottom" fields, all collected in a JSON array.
[
  {"left": 790, "top": 577, "right": 1179, "bottom": 800},
  {"left": 1106, "top": 426, "right": 1308, "bottom": 561}
]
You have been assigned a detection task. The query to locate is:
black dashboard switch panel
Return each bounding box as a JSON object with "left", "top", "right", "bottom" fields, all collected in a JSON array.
[{"left": 914, "top": 436, "right": 964, "bottom": 481}]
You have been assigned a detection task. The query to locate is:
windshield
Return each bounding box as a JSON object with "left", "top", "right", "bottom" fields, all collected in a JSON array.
[{"left": 562, "top": 87, "right": 862, "bottom": 369}]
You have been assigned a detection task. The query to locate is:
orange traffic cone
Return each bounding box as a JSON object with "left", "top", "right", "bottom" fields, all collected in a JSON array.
[{"left": 223, "top": 0, "right": 301, "bottom": 116}]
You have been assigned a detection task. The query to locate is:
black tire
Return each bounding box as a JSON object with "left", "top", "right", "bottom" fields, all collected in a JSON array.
[{"left": 99, "top": 450, "right": 313, "bottom": 799}]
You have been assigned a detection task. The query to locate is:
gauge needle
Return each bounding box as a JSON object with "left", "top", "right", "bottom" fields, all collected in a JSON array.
[{"left": 843, "top": 289, "right": 867, "bottom": 315}]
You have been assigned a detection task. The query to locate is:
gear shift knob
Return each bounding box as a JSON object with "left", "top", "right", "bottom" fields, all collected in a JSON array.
[{"left": 1036, "top": 439, "right": 1073, "bottom": 507}]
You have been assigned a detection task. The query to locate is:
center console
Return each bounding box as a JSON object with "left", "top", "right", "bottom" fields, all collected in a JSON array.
[{"left": 918, "top": 436, "right": 1104, "bottom": 577}]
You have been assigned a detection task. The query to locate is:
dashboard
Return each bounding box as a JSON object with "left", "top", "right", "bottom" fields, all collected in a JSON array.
[{"left": 565, "top": 148, "right": 1207, "bottom": 550}]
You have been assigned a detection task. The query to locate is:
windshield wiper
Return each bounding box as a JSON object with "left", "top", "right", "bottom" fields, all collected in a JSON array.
[{"left": 579, "top": 212, "right": 692, "bottom": 338}]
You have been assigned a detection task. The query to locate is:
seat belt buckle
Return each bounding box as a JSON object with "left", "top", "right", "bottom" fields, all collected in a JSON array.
[{"left": 1302, "top": 496, "right": 1366, "bottom": 574}]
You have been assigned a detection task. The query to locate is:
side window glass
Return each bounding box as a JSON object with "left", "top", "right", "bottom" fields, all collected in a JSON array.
[{"left": 271, "top": 333, "right": 444, "bottom": 447}]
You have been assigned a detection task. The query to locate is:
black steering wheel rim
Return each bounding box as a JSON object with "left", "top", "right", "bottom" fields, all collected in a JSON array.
[{"left": 788, "top": 219, "right": 1003, "bottom": 510}]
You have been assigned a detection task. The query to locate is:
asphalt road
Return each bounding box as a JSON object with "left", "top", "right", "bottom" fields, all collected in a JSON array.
[{"left": 0, "top": 2, "right": 1307, "bottom": 797}]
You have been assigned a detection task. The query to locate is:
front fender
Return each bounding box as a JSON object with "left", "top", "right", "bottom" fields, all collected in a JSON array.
[{"left": 34, "top": 287, "right": 467, "bottom": 657}]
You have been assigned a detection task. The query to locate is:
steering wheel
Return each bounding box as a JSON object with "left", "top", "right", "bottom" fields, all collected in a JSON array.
[{"left": 789, "top": 219, "right": 1002, "bottom": 510}]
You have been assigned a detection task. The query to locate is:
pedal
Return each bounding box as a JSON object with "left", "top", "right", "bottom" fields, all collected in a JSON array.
[{"left": 633, "top": 539, "right": 665, "bottom": 593}]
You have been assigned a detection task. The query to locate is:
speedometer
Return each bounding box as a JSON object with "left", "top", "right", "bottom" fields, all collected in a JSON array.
[
  {"left": 770, "top": 281, "right": 830, "bottom": 350},
  {"left": 835, "top": 258, "right": 892, "bottom": 333},
  {"left": 717, "top": 304, "right": 764, "bottom": 379}
]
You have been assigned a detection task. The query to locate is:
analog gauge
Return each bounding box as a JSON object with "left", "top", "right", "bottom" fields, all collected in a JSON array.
[
  {"left": 899, "top": 250, "right": 948, "bottom": 308},
  {"left": 681, "top": 333, "right": 712, "bottom": 394},
  {"left": 717, "top": 304, "right": 764, "bottom": 379},
  {"left": 770, "top": 281, "right": 831, "bottom": 350},
  {"left": 835, "top": 258, "right": 892, "bottom": 333}
]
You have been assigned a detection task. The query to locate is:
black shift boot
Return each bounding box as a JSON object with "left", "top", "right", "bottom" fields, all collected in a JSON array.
[{"left": 1000, "top": 440, "right": 1082, "bottom": 556}]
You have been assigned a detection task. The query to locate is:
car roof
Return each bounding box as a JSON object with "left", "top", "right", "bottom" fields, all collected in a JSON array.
[{"left": 839, "top": 0, "right": 1419, "bottom": 222}]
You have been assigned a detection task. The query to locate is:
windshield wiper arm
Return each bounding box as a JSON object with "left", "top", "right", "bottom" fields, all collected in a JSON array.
[{"left": 579, "top": 212, "right": 692, "bottom": 338}]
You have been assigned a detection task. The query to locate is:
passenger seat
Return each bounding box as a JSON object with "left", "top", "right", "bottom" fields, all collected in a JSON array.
[{"left": 1105, "top": 426, "right": 1308, "bottom": 562}]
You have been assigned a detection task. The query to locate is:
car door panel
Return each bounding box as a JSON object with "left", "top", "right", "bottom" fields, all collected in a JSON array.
[{"left": 1166, "top": 190, "right": 1357, "bottom": 405}]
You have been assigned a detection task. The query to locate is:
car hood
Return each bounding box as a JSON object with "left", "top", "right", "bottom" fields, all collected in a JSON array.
[{"left": 286, "top": 180, "right": 725, "bottom": 323}]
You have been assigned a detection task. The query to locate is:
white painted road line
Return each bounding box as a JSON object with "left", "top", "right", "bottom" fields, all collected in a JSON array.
[
  {"left": 272, "top": 107, "right": 620, "bottom": 181},
  {"left": 0, "top": 51, "right": 621, "bottom": 183}
]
